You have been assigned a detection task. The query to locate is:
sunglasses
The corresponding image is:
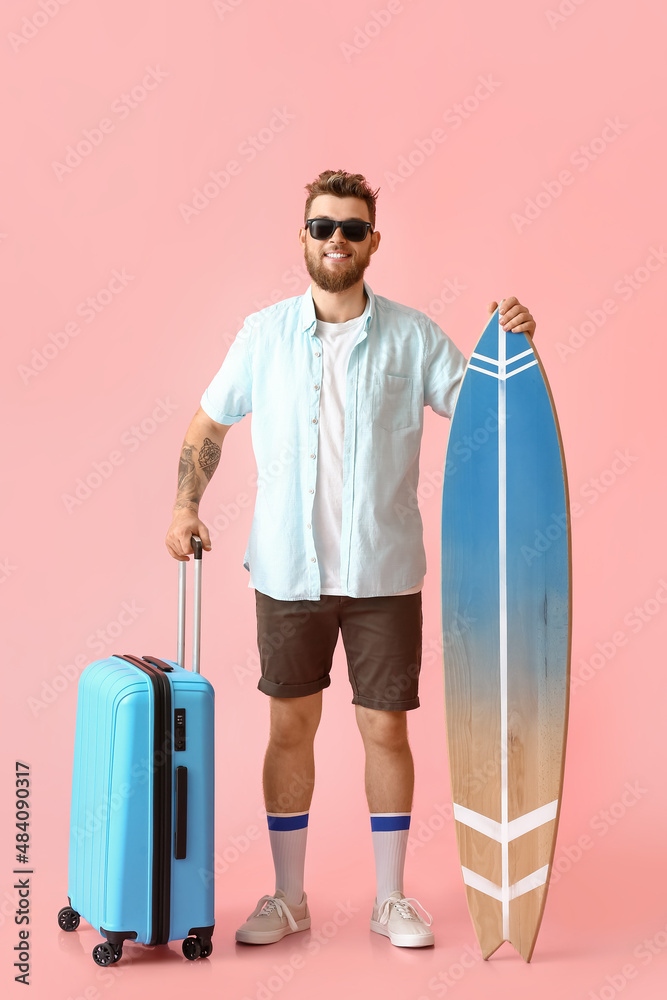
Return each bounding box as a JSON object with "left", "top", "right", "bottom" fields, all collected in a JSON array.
[{"left": 305, "top": 218, "right": 373, "bottom": 242}]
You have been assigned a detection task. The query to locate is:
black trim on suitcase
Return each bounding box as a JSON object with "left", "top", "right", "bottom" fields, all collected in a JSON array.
[
  {"left": 100, "top": 928, "right": 138, "bottom": 946},
  {"left": 142, "top": 655, "right": 174, "bottom": 672},
  {"left": 188, "top": 924, "right": 215, "bottom": 939},
  {"left": 114, "top": 654, "right": 173, "bottom": 947},
  {"left": 175, "top": 767, "right": 188, "bottom": 860}
]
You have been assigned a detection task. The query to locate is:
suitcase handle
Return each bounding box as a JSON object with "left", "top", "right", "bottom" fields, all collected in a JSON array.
[
  {"left": 177, "top": 534, "right": 203, "bottom": 674},
  {"left": 175, "top": 766, "right": 188, "bottom": 859}
]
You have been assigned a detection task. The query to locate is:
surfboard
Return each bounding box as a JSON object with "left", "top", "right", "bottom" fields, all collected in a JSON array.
[{"left": 440, "top": 306, "right": 571, "bottom": 961}]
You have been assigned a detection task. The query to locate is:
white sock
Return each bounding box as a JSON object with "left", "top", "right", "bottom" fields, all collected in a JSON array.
[
  {"left": 267, "top": 812, "right": 309, "bottom": 906},
  {"left": 370, "top": 812, "right": 410, "bottom": 904}
]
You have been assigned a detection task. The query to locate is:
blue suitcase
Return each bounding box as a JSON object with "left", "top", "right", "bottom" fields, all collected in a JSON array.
[{"left": 57, "top": 537, "right": 215, "bottom": 965}]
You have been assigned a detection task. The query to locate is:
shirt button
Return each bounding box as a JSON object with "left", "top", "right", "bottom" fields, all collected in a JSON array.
[
  {"left": 308, "top": 488, "right": 314, "bottom": 493},
  {"left": 310, "top": 557, "right": 316, "bottom": 563},
  {"left": 310, "top": 453, "right": 316, "bottom": 459},
  {"left": 314, "top": 384, "right": 320, "bottom": 390},
  {"left": 315, "top": 351, "right": 321, "bottom": 357},
  {"left": 312, "top": 418, "right": 318, "bottom": 424},
  {"left": 306, "top": 523, "right": 311, "bottom": 529}
]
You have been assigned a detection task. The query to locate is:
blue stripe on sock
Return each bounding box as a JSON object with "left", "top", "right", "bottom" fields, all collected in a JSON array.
[
  {"left": 267, "top": 813, "right": 309, "bottom": 832},
  {"left": 370, "top": 814, "right": 411, "bottom": 832}
]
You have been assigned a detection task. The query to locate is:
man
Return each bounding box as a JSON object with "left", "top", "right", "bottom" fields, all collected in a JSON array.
[{"left": 165, "top": 169, "right": 536, "bottom": 949}]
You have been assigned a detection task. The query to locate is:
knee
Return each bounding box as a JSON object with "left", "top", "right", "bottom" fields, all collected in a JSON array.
[
  {"left": 269, "top": 696, "right": 321, "bottom": 750},
  {"left": 357, "top": 707, "right": 408, "bottom": 753}
]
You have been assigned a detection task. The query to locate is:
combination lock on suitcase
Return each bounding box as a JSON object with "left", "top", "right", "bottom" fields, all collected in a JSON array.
[{"left": 57, "top": 537, "right": 215, "bottom": 965}]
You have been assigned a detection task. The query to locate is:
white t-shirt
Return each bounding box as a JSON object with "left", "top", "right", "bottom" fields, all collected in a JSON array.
[{"left": 250, "top": 299, "right": 422, "bottom": 597}]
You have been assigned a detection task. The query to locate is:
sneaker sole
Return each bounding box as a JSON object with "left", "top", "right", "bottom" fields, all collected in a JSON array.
[
  {"left": 235, "top": 916, "right": 311, "bottom": 945},
  {"left": 370, "top": 919, "right": 435, "bottom": 948}
]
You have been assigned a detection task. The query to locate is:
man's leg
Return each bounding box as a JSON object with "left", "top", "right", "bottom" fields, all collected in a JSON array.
[
  {"left": 341, "top": 593, "right": 433, "bottom": 947},
  {"left": 237, "top": 592, "right": 337, "bottom": 944},
  {"left": 263, "top": 691, "right": 322, "bottom": 814},
  {"left": 355, "top": 705, "right": 433, "bottom": 946},
  {"left": 262, "top": 693, "right": 322, "bottom": 905},
  {"left": 355, "top": 705, "right": 413, "bottom": 812},
  {"left": 236, "top": 693, "right": 324, "bottom": 944},
  {"left": 355, "top": 706, "right": 413, "bottom": 901}
]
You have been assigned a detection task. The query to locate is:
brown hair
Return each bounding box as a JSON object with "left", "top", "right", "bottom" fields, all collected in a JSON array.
[{"left": 304, "top": 170, "right": 380, "bottom": 228}]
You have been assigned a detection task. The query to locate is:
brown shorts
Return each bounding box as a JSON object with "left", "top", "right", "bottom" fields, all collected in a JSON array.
[{"left": 254, "top": 590, "right": 423, "bottom": 711}]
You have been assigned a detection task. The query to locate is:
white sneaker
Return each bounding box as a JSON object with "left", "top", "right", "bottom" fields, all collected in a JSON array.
[
  {"left": 235, "top": 889, "right": 311, "bottom": 944},
  {"left": 370, "top": 891, "right": 435, "bottom": 947}
]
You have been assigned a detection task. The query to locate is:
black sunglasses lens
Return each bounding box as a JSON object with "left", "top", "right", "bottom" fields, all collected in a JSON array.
[
  {"left": 341, "top": 222, "right": 369, "bottom": 241},
  {"left": 308, "top": 219, "right": 336, "bottom": 240}
]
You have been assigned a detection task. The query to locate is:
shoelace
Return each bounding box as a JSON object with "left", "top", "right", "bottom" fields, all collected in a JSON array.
[
  {"left": 251, "top": 895, "right": 299, "bottom": 931},
  {"left": 377, "top": 895, "right": 433, "bottom": 927}
]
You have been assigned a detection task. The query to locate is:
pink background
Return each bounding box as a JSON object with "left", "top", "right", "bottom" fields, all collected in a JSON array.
[{"left": 3, "top": 1, "right": 667, "bottom": 997}]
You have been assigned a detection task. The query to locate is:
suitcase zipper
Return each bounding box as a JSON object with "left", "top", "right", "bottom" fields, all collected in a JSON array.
[{"left": 114, "top": 654, "right": 172, "bottom": 946}]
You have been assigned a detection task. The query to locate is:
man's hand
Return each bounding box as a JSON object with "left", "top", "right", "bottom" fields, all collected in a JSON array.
[
  {"left": 487, "top": 297, "right": 536, "bottom": 338},
  {"left": 165, "top": 507, "right": 212, "bottom": 562}
]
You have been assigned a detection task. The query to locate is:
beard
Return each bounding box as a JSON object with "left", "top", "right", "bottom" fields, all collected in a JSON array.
[{"left": 303, "top": 241, "right": 372, "bottom": 293}]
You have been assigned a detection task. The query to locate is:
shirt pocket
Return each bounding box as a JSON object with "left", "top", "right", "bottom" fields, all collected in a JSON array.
[{"left": 370, "top": 372, "right": 417, "bottom": 432}]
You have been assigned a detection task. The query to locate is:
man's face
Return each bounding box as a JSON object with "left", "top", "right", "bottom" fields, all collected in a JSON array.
[{"left": 299, "top": 195, "right": 380, "bottom": 294}]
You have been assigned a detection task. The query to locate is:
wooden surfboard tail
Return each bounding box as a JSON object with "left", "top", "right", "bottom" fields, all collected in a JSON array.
[
  {"left": 464, "top": 879, "right": 551, "bottom": 962},
  {"left": 456, "top": 799, "right": 562, "bottom": 962}
]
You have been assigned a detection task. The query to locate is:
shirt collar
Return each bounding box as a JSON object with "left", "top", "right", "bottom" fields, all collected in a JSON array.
[{"left": 300, "top": 280, "right": 375, "bottom": 336}]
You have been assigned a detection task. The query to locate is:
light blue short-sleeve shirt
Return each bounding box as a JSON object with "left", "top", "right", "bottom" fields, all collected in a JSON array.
[{"left": 200, "top": 280, "right": 467, "bottom": 600}]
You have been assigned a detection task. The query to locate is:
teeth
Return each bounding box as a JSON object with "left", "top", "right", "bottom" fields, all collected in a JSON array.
[{"left": 326, "top": 253, "right": 349, "bottom": 258}]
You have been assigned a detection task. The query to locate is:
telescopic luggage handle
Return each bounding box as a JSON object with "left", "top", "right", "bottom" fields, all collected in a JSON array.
[{"left": 177, "top": 535, "right": 203, "bottom": 673}]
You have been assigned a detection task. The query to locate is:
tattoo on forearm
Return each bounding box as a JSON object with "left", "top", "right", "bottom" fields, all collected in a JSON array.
[
  {"left": 198, "top": 437, "right": 221, "bottom": 482},
  {"left": 178, "top": 443, "right": 197, "bottom": 492},
  {"left": 175, "top": 435, "right": 222, "bottom": 511},
  {"left": 176, "top": 441, "right": 204, "bottom": 507}
]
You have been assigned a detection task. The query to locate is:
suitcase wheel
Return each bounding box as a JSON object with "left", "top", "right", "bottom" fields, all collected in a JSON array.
[
  {"left": 57, "top": 906, "right": 80, "bottom": 932},
  {"left": 182, "top": 936, "right": 201, "bottom": 961},
  {"left": 92, "top": 942, "right": 122, "bottom": 966},
  {"left": 182, "top": 935, "right": 212, "bottom": 960}
]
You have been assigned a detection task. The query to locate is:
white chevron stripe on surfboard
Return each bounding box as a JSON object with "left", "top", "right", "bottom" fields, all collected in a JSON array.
[
  {"left": 506, "top": 360, "right": 539, "bottom": 378},
  {"left": 467, "top": 364, "right": 503, "bottom": 378},
  {"left": 453, "top": 798, "right": 559, "bottom": 843},
  {"left": 471, "top": 347, "right": 534, "bottom": 367},
  {"left": 461, "top": 865, "right": 550, "bottom": 902},
  {"left": 467, "top": 359, "right": 538, "bottom": 380},
  {"left": 506, "top": 347, "right": 535, "bottom": 365},
  {"left": 471, "top": 351, "right": 500, "bottom": 366}
]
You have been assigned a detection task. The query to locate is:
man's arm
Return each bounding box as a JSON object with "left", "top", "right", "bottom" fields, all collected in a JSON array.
[{"left": 165, "top": 406, "right": 232, "bottom": 561}]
